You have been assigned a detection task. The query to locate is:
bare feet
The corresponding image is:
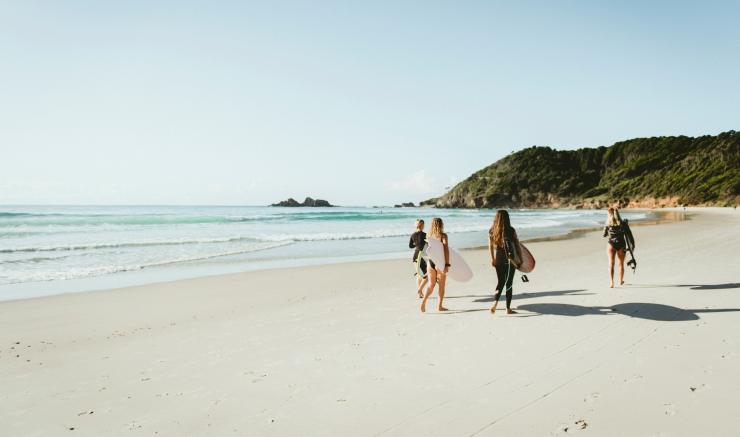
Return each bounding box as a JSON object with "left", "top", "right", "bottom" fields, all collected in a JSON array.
[
  {"left": 507, "top": 308, "right": 517, "bottom": 314},
  {"left": 438, "top": 306, "right": 448, "bottom": 312},
  {"left": 609, "top": 282, "right": 614, "bottom": 288},
  {"left": 620, "top": 280, "right": 624, "bottom": 286},
  {"left": 490, "top": 303, "right": 498, "bottom": 314},
  {"left": 418, "top": 291, "right": 423, "bottom": 298}
]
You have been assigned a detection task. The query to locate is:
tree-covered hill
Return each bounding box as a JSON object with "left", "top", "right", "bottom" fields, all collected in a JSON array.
[{"left": 423, "top": 131, "right": 739, "bottom": 208}]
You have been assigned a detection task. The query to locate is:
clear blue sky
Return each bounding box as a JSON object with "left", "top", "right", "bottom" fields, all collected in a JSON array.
[{"left": 1, "top": 1, "right": 738, "bottom": 205}]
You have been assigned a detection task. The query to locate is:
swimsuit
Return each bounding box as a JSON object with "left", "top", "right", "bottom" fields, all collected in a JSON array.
[
  {"left": 409, "top": 231, "right": 428, "bottom": 276},
  {"left": 492, "top": 226, "right": 517, "bottom": 308},
  {"left": 603, "top": 225, "right": 626, "bottom": 250}
]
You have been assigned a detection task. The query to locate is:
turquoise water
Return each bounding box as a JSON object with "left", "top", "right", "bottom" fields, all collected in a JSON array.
[{"left": 0, "top": 205, "right": 649, "bottom": 299}]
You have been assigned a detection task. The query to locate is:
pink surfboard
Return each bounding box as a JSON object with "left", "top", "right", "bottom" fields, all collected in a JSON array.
[{"left": 518, "top": 243, "right": 536, "bottom": 273}]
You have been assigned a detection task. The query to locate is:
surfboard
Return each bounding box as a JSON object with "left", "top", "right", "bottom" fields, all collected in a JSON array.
[
  {"left": 425, "top": 238, "right": 473, "bottom": 282},
  {"left": 517, "top": 243, "right": 536, "bottom": 273}
]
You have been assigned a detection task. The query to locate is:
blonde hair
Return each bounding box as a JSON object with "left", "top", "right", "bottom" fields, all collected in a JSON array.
[
  {"left": 606, "top": 207, "right": 621, "bottom": 226},
  {"left": 415, "top": 219, "right": 424, "bottom": 231},
  {"left": 429, "top": 217, "right": 444, "bottom": 239}
]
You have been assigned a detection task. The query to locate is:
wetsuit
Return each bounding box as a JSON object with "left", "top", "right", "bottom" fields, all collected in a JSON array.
[
  {"left": 492, "top": 228, "right": 518, "bottom": 308},
  {"left": 409, "top": 231, "right": 427, "bottom": 276},
  {"left": 603, "top": 224, "right": 626, "bottom": 250}
]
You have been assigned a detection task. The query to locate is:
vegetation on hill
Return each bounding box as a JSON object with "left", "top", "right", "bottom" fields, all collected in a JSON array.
[{"left": 422, "top": 131, "right": 739, "bottom": 208}]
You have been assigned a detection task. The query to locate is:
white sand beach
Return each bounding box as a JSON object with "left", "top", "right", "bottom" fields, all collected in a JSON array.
[{"left": 1, "top": 208, "right": 739, "bottom": 436}]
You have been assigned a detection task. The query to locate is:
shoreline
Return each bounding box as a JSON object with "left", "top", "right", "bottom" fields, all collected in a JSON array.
[
  {"left": 1, "top": 208, "right": 738, "bottom": 435},
  {"left": 1, "top": 208, "right": 678, "bottom": 303},
  {"left": 462, "top": 208, "right": 688, "bottom": 250}
]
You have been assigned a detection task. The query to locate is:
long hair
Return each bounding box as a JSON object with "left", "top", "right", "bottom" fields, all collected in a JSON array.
[
  {"left": 415, "top": 219, "right": 424, "bottom": 231},
  {"left": 606, "top": 207, "right": 621, "bottom": 226},
  {"left": 429, "top": 217, "right": 444, "bottom": 239},
  {"left": 489, "top": 210, "right": 511, "bottom": 248}
]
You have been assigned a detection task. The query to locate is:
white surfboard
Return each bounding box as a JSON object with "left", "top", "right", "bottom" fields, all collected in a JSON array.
[{"left": 425, "top": 238, "right": 473, "bottom": 282}]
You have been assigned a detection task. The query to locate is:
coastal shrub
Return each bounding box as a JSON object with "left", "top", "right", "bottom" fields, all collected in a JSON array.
[{"left": 429, "top": 131, "right": 739, "bottom": 207}]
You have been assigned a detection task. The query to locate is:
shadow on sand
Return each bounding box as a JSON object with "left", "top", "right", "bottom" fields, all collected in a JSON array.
[
  {"left": 628, "top": 283, "right": 740, "bottom": 291},
  {"left": 686, "top": 283, "right": 740, "bottom": 290},
  {"left": 471, "top": 289, "right": 589, "bottom": 303},
  {"left": 428, "top": 289, "right": 589, "bottom": 316},
  {"left": 516, "top": 302, "right": 740, "bottom": 322},
  {"left": 426, "top": 285, "right": 740, "bottom": 319}
]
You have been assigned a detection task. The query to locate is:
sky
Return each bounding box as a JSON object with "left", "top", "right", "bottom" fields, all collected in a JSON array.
[{"left": 1, "top": 0, "right": 739, "bottom": 206}]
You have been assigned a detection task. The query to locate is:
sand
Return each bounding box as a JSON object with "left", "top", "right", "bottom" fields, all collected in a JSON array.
[{"left": 1, "top": 208, "right": 739, "bottom": 436}]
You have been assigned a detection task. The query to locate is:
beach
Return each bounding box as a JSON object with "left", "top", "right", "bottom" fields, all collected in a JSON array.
[{"left": 1, "top": 208, "right": 738, "bottom": 436}]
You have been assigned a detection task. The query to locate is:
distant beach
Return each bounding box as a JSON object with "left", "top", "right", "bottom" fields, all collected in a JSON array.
[{"left": 0, "top": 206, "right": 653, "bottom": 300}]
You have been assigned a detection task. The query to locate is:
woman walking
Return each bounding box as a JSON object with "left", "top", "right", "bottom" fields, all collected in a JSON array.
[
  {"left": 408, "top": 219, "right": 428, "bottom": 298},
  {"left": 488, "top": 210, "right": 520, "bottom": 314},
  {"left": 420, "top": 218, "right": 449, "bottom": 312},
  {"left": 603, "top": 207, "right": 626, "bottom": 288}
]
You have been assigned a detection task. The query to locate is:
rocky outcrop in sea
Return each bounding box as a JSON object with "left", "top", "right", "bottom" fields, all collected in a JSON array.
[{"left": 271, "top": 197, "right": 334, "bottom": 207}]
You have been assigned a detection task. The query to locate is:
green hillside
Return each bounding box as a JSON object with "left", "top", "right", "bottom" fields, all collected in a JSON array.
[{"left": 423, "top": 131, "right": 739, "bottom": 208}]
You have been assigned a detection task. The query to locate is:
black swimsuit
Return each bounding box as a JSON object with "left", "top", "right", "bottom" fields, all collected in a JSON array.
[
  {"left": 409, "top": 231, "right": 427, "bottom": 275},
  {"left": 604, "top": 225, "right": 626, "bottom": 250},
  {"left": 492, "top": 227, "right": 518, "bottom": 308}
]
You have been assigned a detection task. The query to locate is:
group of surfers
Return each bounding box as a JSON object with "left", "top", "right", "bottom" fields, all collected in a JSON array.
[{"left": 409, "top": 208, "right": 631, "bottom": 313}]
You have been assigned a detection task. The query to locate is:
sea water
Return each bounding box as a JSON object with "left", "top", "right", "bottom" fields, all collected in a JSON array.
[{"left": 0, "top": 205, "right": 649, "bottom": 300}]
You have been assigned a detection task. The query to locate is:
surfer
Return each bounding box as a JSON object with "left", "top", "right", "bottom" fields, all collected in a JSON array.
[
  {"left": 488, "top": 210, "right": 520, "bottom": 314},
  {"left": 603, "top": 207, "right": 626, "bottom": 288},
  {"left": 409, "top": 219, "right": 428, "bottom": 298},
  {"left": 420, "top": 218, "right": 450, "bottom": 312}
]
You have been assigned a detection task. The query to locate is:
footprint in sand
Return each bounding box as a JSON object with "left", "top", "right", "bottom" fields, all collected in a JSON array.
[
  {"left": 622, "top": 374, "right": 643, "bottom": 384},
  {"left": 584, "top": 392, "right": 600, "bottom": 404},
  {"left": 663, "top": 403, "right": 677, "bottom": 416}
]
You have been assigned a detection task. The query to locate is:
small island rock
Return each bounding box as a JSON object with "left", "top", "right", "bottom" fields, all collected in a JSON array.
[{"left": 271, "top": 197, "right": 334, "bottom": 207}]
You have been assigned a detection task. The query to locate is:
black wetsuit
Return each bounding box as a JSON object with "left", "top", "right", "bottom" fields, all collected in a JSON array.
[
  {"left": 492, "top": 228, "right": 518, "bottom": 308},
  {"left": 603, "top": 224, "right": 626, "bottom": 250},
  {"left": 409, "top": 231, "right": 427, "bottom": 276}
]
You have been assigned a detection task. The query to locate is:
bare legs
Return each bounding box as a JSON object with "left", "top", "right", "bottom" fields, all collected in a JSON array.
[
  {"left": 420, "top": 269, "right": 435, "bottom": 312},
  {"left": 607, "top": 245, "right": 626, "bottom": 287},
  {"left": 616, "top": 249, "right": 625, "bottom": 285},
  {"left": 416, "top": 275, "right": 428, "bottom": 298},
  {"left": 607, "top": 245, "right": 616, "bottom": 287},
  {"left": 420, "top": 268, "right": 448, "bottom": 312},
  {"left": 437, "top": 272, "right": 447, "bottom": 311}
]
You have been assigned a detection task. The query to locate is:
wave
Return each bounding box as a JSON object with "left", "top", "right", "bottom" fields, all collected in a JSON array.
[
  {"left": 258, "top": 225, "right": 493, "bottom": 242},
  {"left": 2, "top": 207, "right": 596, "bottom": 229},
  {"left": 0, "top": 241, "right": 293, "bottom": 284},
  {"left": 0, "top": 215, "right": 234, "bottom": 227},
  {"left": 0, "top": 255, "right": 72, "bottom": 264},
  {"left": 234, "top": 212, "right": 414, "bottom": 222},
  {"left": 0, "top": 236, "right": 268, "bottom": 254},
  {"left": 0, "top": 212, "right": 37, "bottom": 217},
  {"left": 0, "top": 209, "right": 482, "bottom": 228},
  {"left": 0, "top": 220, "right": 574, "bottom": 254},
  {"left": 0, "top": 213, "right": 408, "bottom": 227}
]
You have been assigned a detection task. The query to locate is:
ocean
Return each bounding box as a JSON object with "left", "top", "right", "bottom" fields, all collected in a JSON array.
[{"left": 0, "top": 205, "right": 649, "bottom": 300}]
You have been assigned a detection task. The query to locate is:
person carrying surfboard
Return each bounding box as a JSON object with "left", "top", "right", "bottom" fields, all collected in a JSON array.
[
  {"left": 488, "top": 210, "right": 520, "bottom": 314},
  {"left": 603, "top": 207, "right": 627, "bottom": 288},
  {"left": 420, "top": 217, "right": 450, "bottom": 312},
  {"left": 409, "top": 219, "right": 428, "bottom": 298}
]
